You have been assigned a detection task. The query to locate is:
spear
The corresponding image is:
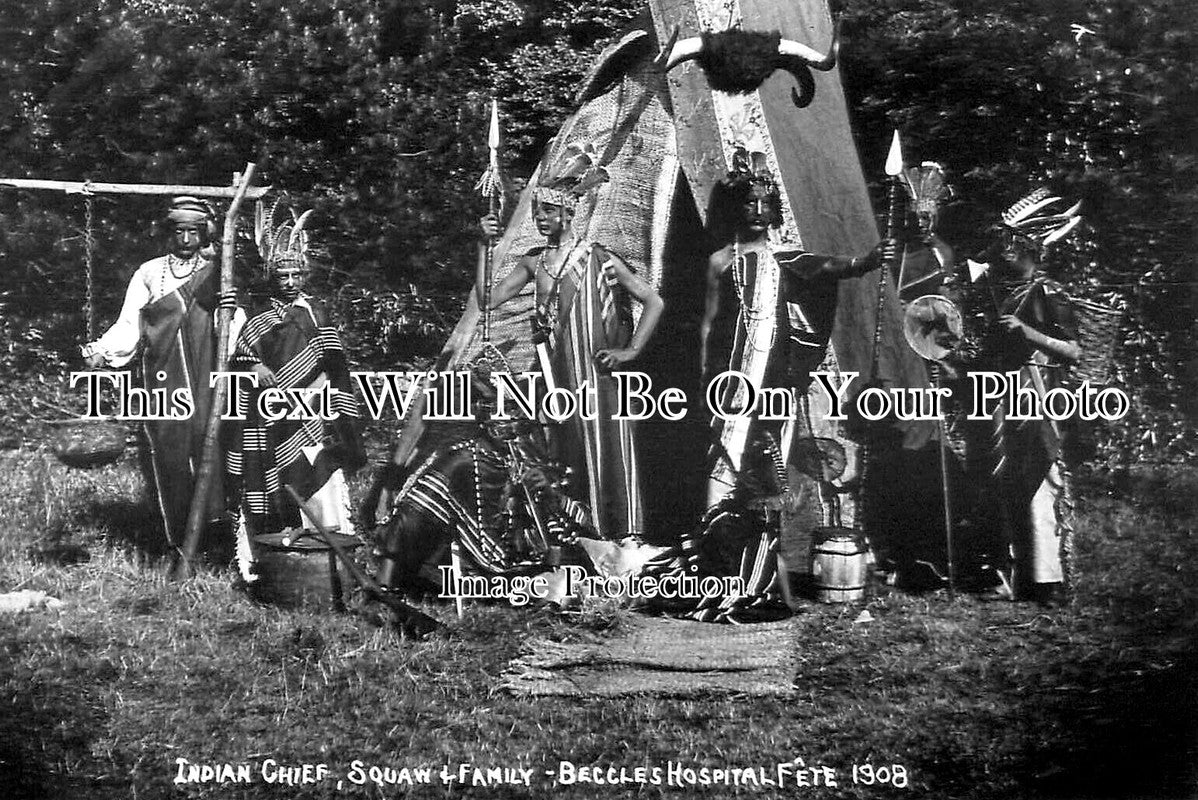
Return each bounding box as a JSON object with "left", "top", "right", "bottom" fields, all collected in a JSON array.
[
  {"left": 856, "top": 132, "right": 905, "bottom": 565},
  {"left": 884, "top": 129, "right": 905, "bottom": 263},
  {"left": 867, "top": 130, "right": 905, "bottom": 380},
  {"left": 474, "top": 99, "right": 504, "bottom": 343},
  {"left": 887, "top": 133, "right": 954, "bottom": 596}
]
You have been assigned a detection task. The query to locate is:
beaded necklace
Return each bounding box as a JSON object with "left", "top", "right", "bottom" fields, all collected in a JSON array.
[
  {"left": 534, "top": 245, "right": 569, "bottom": 331},
  {"left": 730, "top": 237, "right": 777, "bottom": 352},
  {"left": 157, "top": 253, "right": 203, "bottom": 300}
]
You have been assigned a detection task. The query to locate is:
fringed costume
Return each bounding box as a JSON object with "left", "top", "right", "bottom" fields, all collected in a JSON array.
[
  {"left": 960, "top": 188, "right": 1085, "bottom": 600},
  {"left": 224, "top": 295, "right": 365, "bottom": 539},
  {"left": 375, "top": 421, "right": 593, "bottom": 585}
]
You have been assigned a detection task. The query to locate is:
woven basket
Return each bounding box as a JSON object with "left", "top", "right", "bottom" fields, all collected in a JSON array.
[
  {"left": 1070, "top": 297, "right": 1123, "bottom": 385},
  {"left": 50, "top": 418, "right": 127, "bottom": 469}
]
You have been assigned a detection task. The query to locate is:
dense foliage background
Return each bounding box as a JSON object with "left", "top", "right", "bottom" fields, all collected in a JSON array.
[{"left": 0, "top": 0, "right": 1192, "bottom": 461}]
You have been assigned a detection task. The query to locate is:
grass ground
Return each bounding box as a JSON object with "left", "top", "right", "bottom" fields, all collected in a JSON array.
[{"left": 0, "top": 448, "right": 1194, "bottom": 799}]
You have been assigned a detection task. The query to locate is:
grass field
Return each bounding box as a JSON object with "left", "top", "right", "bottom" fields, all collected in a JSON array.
[{"left": 0, "top": 447, "right": 1194, "bottom": 799}]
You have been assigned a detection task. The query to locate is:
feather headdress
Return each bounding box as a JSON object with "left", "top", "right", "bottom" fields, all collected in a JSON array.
[
  {"left": 1000, "top": 188, "right": 1083, "bottom": 246},
  {"left": 254, "top": 199, "right": 313, "bottom": 273},
  {"left": 902, "top": 162, "right": 952, "bottom": 227},
  {"left": 535, "top": 142, "right": 609, "bottom": 208}
]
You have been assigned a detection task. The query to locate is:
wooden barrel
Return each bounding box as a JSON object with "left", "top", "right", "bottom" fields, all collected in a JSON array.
[
  {"left": 811, "top": 527, "right": 869, "bottom": 603},
  {"left": 251, "top": 529, "right": 360, "bottom": 611}
]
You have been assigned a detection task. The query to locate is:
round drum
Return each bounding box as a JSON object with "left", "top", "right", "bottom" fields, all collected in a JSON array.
[
  {"left": 811, "top": 528, "right": 869, "bottom": 603},
  {"left": 251, "top": 529, "right": 361, "bottom": 611}
]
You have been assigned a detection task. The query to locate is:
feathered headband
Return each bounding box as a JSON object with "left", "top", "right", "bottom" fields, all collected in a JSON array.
[
  {"left": 534, "top": 142, "right": 609, "bottom": 208},
  {"left": 254, "top": 200, "right": 313, "bottom": 272},
  {"left": 1000, "top": 188, "right": 1083, "bottom": 247},
  {"left": 902, "top": 162, "right": 952, "bottom": 222},
  {"left": 724, "top": 145, "right": 780, "bottom": 199}
]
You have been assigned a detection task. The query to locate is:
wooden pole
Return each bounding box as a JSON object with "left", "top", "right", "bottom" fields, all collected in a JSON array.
[
  {"left": 0, "top": 177, "right": 270, "bottom": 199},
  {"left": 173, "top": 163, "right": 257, "bottom": 580},
  {"left": 930, "top": 362, "right": 956, "bottom": 597}
]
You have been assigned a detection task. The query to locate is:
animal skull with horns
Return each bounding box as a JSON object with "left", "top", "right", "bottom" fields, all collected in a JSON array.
[{"left": 663, "top": 23, "right": 840, "bottom": 107}]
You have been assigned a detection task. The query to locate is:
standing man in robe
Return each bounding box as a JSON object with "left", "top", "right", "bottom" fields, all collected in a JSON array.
[
  {"left": 82, "top": 196, "right": 229, "bottom": 548},
  {"left": 224, "top": 205, "right": 366, "bottom": 582}
]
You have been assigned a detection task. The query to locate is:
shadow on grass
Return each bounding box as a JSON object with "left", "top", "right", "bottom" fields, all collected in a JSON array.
[
  {"left": 0, "top": 621, "right": 119, "bottom": 799},
  {"left": 1013, "top": 466, "right": 1198, "bottom": 799},
  {"left": 76, "top": 496, "right": 173, "bottom": 561},
  {"left": 72, "top": 496, "right": 237, "bottom": 569},
  {"left": 1020, "top": 649, "right": 1198, "bottom": 799}
]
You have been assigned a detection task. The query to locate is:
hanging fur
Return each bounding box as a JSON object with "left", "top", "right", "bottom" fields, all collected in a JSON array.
[
  {"left": 699, "top": 29, "right": 782, "bottom": 94},
  {"left": 664, "top": 23, "right": 839, "bottom": 107}
]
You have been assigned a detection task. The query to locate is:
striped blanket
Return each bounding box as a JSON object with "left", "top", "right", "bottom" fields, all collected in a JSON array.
[{"left": 224, "top": 295, "right": 365, "bottom": 534}]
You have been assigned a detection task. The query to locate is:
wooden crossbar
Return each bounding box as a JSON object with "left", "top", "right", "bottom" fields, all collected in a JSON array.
[{"left": 0, "top": 177, "right": 271, "bottom": 199}]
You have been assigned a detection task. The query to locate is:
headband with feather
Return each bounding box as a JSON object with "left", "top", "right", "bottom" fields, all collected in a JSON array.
[{"left": 534, "top": 142, "right": 609, "bottom": 208}]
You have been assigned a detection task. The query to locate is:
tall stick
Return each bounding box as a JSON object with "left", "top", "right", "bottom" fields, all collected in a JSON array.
[
  {"left": 173, "top": 164, "right": 257, "bottom": 580},
  {"left": 869, "top": 130, "right": 905, "bottom": 379}
]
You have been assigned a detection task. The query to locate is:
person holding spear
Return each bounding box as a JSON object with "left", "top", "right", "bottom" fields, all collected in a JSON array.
[
  {"left": 474, "top": 143, "right": 665, "bottom": 541},
  {"left": 676, "top": 145, "right": 898, "bottom": 621}
]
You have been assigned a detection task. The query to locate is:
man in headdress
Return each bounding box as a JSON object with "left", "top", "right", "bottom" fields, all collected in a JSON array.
[
  {"left": 965, "top": 189, "right": 1082, "bottom": 604},
  {"left": 680, "top": 149, "right": 897, "bottom": 621},
  {"left": 897, "top": 162, "right": 955, "bottom": 303},
  {"left": 476, "top": 151, "right": 665, "bottom": 541},
  {"left": 83, "top": 196, "right": 229, "bottom": 547},
  {"left": 702, "top": 150, "right": 897, "bottom": 508},
  {"left": 223, "top": 205, "right": 365, "bottom": 581}
]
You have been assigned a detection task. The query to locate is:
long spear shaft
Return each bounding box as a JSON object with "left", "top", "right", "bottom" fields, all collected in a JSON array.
[
  {"left": 173, "top": 163, "right": 256, "bottom": 580},
  {"left": 859, "top": 132, "right": 905, "bottom": 530},
  {"left": 870, "top": 130, "right": 905, "bottom": 378},
  {"left": 482, "top": 193, "right": 496, "bottom": 343},
  {"left": 481, "top": 100, "right": 501, "bottom": 343},
  {"left": 931, "top": 361, "right": 956, "bottom": 597}
]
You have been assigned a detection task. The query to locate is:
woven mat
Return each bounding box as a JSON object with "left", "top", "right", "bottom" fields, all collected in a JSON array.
[{"left": 501, "top": 616, "right": 796, "bottom": 697}]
